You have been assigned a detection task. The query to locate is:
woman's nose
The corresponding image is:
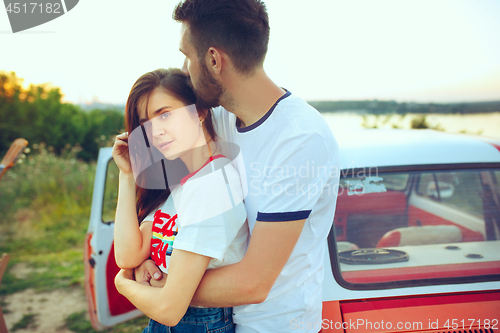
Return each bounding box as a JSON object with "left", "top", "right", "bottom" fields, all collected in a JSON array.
[{"left": 150, "top": 118, "right": 165, "bottom": 137}]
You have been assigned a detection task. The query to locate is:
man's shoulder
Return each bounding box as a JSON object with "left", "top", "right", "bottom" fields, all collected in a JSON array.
[
  {"left": 273, "top": 93, "right": 337, "bottom": 148},
  {"left": 278, "top": 93, "right": 318, "bottom": 114},
  {"left": 276, "top": 94, "right": 328, "bottom": 128}
]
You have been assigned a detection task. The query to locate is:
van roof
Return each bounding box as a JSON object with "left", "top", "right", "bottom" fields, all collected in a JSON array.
[{"left": 334, "top": 129, "right": 500, "bottom": 170}]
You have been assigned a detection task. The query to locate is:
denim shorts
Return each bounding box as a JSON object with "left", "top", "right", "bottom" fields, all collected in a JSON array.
[{"left": 142, "top": 306, "right": 234, "bottom": 333}]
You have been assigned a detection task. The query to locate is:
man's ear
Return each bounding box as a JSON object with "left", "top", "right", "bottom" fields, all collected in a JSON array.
[{"left": 206, "top": 47, "right": 223, "bottom": 75}]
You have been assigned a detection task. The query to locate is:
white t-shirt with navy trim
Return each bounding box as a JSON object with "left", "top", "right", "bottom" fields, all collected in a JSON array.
[
  {"left": 212, "top": 91, "right": 340, "bottom": 333},
  {"left": 143, "top": 156, "right": 248, "bottom": 274}
]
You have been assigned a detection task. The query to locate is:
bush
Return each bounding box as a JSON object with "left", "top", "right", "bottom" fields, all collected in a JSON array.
[{"left": 410, "top": 115, "right": 430, "bottom": 129}]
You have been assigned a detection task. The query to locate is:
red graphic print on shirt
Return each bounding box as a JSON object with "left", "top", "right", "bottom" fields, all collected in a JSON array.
[{"left": 151, "top": 210, "right": 178, "bottom": 269}]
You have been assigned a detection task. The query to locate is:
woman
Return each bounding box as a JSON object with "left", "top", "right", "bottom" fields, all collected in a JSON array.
[{"left": 112, "top": 68, "right": 247, "bottom": 332}]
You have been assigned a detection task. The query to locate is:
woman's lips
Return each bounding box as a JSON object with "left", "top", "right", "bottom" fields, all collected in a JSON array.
[{"left": 158, "top": 140, "right": 173, "bottom": 150}]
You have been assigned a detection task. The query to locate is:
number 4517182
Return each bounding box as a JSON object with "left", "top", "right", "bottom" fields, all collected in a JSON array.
[
  {"left": 5, "top": 2, "right": 62, "bottom": 14},
  {"left": 444, "top": 319, "right": 498, "bottom": 330}
]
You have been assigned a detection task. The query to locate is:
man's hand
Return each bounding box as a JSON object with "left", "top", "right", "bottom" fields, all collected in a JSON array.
[
  {"left": 191, "top": 219, "right": 306, "bottom": 307},
  {"left": 134, "top": 259, "right": 165, "bottom": 287}
]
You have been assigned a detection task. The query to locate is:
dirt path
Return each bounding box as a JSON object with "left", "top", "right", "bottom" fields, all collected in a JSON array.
[{"left": 1, "top": 287, "right": 87, "bottom": 333}]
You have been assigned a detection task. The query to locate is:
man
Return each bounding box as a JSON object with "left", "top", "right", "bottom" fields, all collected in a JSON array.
[{"left": 126, "top": 0, "right": 339, "bottom": 331}]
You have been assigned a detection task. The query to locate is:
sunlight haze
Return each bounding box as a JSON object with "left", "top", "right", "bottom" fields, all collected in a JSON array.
[{"left": 1, "top": 0, "right": 499, "bottom": 104}]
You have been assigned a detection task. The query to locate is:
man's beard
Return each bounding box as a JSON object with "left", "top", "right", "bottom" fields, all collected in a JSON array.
[{"left": 188, "top": 61, "right": 224, "bottom": 110}]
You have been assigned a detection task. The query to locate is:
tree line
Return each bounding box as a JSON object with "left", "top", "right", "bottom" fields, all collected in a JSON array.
[
  {"left": 308, "top": 100, "right": 500, "bottom": 115},
  {"left": 0, "top": 71, "right": 124, "bottom": 161},
  {"left": 3, "top": 70, "right": 498, "bottom": 160}
]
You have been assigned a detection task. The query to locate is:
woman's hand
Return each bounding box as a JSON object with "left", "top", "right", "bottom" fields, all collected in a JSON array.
[
  {"left": 115, "top": 268, "right": 135, "bottom": 295},
  {"left": 112, "top": 132, "right": 132, "bottom": 174},
  {"left": 150, "top": 272, "right": 168, "bottom": 287},
  {"left": 134, "top": 259, "right": 166, "bottom": 287}
]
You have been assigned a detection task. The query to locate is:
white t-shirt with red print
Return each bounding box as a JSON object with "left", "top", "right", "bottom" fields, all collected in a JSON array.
[{"left": 142, "top": 155, "right": 248, "bottom": 274}]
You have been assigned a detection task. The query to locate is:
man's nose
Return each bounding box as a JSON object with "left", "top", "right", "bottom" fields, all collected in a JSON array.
[{"left": 181, "top": 57, "right": 189, "bottom": 75}]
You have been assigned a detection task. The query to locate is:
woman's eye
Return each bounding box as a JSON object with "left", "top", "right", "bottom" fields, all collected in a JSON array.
[{"left": 160, "top": 112, "right": 170, "bottom": 119}]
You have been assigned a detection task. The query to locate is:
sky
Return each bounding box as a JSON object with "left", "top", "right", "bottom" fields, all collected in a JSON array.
[{"left": 1, "top": 0, "right": 500, "bottom": 105}]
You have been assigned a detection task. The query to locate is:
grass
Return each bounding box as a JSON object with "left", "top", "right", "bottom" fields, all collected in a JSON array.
[
  {"left": 11, "top": 313, "right": 38, "bottom": 331},
  {"left": 0, "top": 144, "right": 149, "bottom": 332},
  {"left": 62, "top": 311, "right": 150, "bottom": 333},
  {"left": 0, "top": 250, "right": 84, "bottom": 295},
  {"left": 0, "top": 144, "right": 94, "bottom": 296},
  {"left": 0, "top": 300, "right": 11, "bottom": 314}
]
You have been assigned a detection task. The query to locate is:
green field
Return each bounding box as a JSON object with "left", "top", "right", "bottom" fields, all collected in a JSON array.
[{"left": 0, "top": 144, "right": 148, "bottom": 332}]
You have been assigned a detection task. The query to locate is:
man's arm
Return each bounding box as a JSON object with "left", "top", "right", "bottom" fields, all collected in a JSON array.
[
  {"left": 191, "top": 218, "right": 305, "bottom": 307},
  {"left": 133, "top": 219, "right": 305, "bottom": 306},
  {"left": 135, "top": 133, "right": 334, "bottom": 305}
]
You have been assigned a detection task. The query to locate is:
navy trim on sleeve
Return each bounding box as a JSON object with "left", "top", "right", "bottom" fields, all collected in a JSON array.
[
  {"left": 237, "top": 90, "right": 291, "bottom": 133},
  {"left": 257, "top": 210, "right": 311, "bottom": 222}
]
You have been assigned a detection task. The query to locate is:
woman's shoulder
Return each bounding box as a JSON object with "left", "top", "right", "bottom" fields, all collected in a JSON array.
[
  {"left": 140, "top": 194, "right": 175, "bottom": 224},
  {"left": 181, "top": 155, "right": 243, "bottom": 196},
  {"left": 191, "top": 154, "right": 232, "bottom": 178}
]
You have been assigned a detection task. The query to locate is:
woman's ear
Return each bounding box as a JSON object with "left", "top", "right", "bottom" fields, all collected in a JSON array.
[{"left": 198, "top": 110, "right": 208, "bottom": 125}]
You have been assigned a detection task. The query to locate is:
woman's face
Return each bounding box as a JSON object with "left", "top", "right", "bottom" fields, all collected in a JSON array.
[{"left": 137, "top": 87, "right": 204, "bottom": 162}]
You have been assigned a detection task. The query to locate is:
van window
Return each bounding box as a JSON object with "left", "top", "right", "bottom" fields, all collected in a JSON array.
[
  {"left": 332, "top": 166, "right": 500, "bottom": 289},
  {"left": 416, "top": 171, "right": 483, "bottom": 219},
  {"left": 102, "top": 160, "right": 119, "bottom": 223}
]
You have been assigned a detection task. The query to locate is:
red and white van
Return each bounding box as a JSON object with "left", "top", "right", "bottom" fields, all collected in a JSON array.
[{"left": 85, "top": 129, "right": 500, "bottom": 332}]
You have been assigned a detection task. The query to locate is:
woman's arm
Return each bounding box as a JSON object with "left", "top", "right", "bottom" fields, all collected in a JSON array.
[
  {"left": 116, "top": 248, "right": 211, "bottom": 326},
  {"left": 112, "top": 132, "right": 152, "bottom": 269},
  {"left": 114, "top": 172, "right": 152, "bottom": 269}
]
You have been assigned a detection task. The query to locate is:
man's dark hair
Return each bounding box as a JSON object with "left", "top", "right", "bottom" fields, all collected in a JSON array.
[{"left": 173, "top": 0, "right": 270, "bottom": 75}]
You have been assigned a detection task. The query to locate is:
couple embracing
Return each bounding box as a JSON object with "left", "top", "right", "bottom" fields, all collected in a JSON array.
[{"left": 111, "top": 1, "right": 340, "bottom": 332}]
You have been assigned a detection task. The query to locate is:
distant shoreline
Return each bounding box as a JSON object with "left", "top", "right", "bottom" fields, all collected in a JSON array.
[
  {"left": 309, "top": 100, "right": 500, "bottom": 115},
  {"left": 322, "top": 112, "right": 500, "bottom": 140}
]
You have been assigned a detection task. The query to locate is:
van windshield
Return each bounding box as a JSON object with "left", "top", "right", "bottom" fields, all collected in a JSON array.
[{"left": 331, "top": 166, "right": 500, "bottom": 288}]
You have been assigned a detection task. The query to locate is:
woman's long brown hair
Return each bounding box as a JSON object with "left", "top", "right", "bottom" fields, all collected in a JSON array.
[{"left": 124, "top": 68, "right": 216, "bottom": 223}]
